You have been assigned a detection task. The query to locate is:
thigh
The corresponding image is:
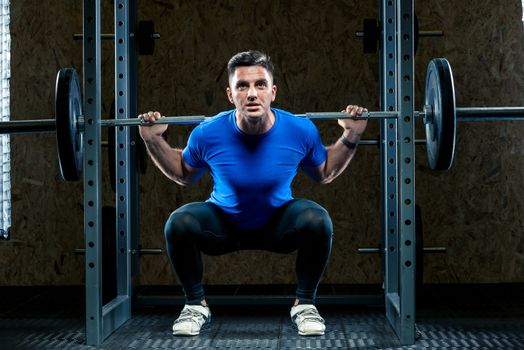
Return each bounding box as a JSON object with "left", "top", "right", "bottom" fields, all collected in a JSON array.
[
  {"left": 259, "top": 198, "right": 331, "bottom": 253},
  {"left": 168, "top": 202, "right": 240, "bottom": 256}
]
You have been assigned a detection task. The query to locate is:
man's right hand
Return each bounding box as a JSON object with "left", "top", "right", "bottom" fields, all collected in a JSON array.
[{"left": 138, "top": 111, "right": 168, "bottom": 140}]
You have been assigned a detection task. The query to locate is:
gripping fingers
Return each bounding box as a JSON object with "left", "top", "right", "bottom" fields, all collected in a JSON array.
[
  {"left": 138, "top": 111, "right": 162, "bottom": 124},
  {"left": 344, "top": 105, "right": 358, "bottom": 117},
  {"left": 344, "top": 105, "right": 368, "bottom": 118}
]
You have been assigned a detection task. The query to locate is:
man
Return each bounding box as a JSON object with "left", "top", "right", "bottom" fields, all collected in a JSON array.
[{"left": 138, "top": 50, "right": 368, "bottom": 337}]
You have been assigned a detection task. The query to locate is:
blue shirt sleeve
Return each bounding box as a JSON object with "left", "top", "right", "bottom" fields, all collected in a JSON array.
[
  {"left": 182, "top": 126, "right": 206, "bottom": 168},
  {"left": 301, "top": 120, "right": 327, "bottom": 167}
]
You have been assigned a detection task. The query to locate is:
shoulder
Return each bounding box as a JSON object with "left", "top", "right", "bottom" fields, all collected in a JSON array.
[
  {"left": 273, "top": 108, "right": 317, "bottom": 133},
  {"left": 190, "top": 109, "right": 234, "bottom": 138},
  {"left": 199, "top": 109, "right": 233, "bottom": 128}
]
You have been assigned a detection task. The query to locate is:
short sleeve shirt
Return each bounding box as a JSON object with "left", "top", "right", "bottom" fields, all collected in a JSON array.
[{"left": 182, "top": 108, "right": 326, "bottom": 229}]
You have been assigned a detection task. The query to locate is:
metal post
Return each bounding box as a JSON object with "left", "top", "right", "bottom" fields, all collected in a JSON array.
[
  {"left": 115, "top": 0, "right": 141, "bottom": 294},
  {"left": 379, "top": 0, "right": 418, "bottom": 344},
  {"left": 83, "top": 0, "right": 136, "bottom": 345},
  {"left": 380, "top": 0, "right": 401, "bottom": 339},
  {"left": 397, "top": 0, "right": 416, "bottom": 344},
  {"left": 83, "top": 0, "right": 103, "bottom": 345},
  {"left": 106, "top": 0, "right": 136, "bottom": 339},
  {"left": 125, "top": 0, "right": 141, "bottom": 296}
]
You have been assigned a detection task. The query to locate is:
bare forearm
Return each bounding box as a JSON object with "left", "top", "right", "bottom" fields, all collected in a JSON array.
[
  {"left": 143, "top": 136, "right": 191, "bottom": 186},
  {"left": 321, "top": 129, "right": 361, "bottom": 184}
]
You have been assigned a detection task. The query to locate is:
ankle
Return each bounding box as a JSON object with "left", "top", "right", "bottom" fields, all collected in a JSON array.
[{"left": 294, "top": 297, "right": 314, "bottom": 306}]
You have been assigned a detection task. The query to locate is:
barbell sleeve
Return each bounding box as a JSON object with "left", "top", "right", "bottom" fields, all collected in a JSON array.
[
  {"left": 0, "top": 119, "right": 56, "bottom": 134},
  {"left": 456, "top": 107, "right": 524, "bottom": 121}
]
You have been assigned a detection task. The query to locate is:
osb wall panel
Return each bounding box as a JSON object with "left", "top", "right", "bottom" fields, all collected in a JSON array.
[{"left": 1, "top": 0, "right": 523, "bottom": 286}]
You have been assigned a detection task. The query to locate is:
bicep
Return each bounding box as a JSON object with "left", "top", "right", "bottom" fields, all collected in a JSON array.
[
  {"left": 182, "top": 157, "right": 207, "bottom": 184},
  {"left": 300, "top": 161, "right": 326, "bottom": 183}
]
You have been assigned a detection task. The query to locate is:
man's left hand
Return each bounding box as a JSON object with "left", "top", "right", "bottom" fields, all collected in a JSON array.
[{"left": 337, "top": 105, "right": 368, "bottom": 136}]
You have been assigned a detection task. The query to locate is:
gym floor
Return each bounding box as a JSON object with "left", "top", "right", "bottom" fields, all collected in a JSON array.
[{"left": 1, "top": 284, "right": 523, "bottom": 349}]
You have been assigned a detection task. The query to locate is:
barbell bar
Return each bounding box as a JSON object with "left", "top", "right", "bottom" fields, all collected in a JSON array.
[
  {"left": 0, "top": 120, "right": 429, "bottom": 149},
  {"left": 3, "top": 105, "right": 522, "bottom": 135}
]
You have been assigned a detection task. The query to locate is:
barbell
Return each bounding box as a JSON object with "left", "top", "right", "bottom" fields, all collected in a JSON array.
[{"left": 1, "top": 58, "right": 524, "bottom": 181}]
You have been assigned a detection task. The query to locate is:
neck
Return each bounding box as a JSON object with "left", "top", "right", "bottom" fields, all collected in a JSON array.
[{"left": 236, "top": 110, "right": 275, "bottom": 135}]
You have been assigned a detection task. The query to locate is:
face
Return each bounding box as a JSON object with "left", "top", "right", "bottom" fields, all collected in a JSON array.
[{"left": 226, "top": 66, "right": 277, "bottom": 123}]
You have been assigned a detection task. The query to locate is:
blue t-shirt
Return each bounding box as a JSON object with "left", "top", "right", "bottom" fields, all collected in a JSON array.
[{"left": 182, "top": 108, "right": 327, "bottom": 230}]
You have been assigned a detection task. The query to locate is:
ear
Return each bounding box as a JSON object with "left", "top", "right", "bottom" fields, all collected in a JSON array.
[
  {"left": 226, "top": 87, "right": 234, "bottom": 104},
  {"left": 271, "top": 84, "right": 277, "bottom": 102}
]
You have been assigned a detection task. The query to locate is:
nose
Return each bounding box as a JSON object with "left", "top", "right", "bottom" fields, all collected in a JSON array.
[{"left": 247, "top": 85, "right": 257, "bottom": 101}]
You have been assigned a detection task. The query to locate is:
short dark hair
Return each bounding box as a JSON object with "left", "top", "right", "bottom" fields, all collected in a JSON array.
[{"left": 227, "top": 50, "right": 274, "bottom": 80}]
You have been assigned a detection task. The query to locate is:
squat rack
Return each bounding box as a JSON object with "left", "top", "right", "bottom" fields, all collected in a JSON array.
[
  {"left": 379, "top": 0, "right": 417, "bottom": 344},
  {"left": 83, "top": 0, "right": 139, "bottom": 345},
  {"left": 81, "top": 0, "right": 418, "bottom": 346}
]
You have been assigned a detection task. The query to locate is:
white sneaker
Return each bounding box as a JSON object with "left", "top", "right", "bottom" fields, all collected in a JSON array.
[
  {"left": 290, "top": 304, "right": 326, "bottom": 336},
  {"left": 172, "top": 304, "right": 211, "bottom": 336}
]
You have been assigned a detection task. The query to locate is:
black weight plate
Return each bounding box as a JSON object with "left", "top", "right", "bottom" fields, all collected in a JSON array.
[
  {"left": 363, "top": 18, "right": 378, "bottom": 54},
  {"left": 424, "top": 58, "right": 456, "bottom": 171},
  {"left": 55, "top": 68, "right": 83, "bottom": 181},
  {"left": 137, "top": 20, "right": 155, "bottom": 55}
]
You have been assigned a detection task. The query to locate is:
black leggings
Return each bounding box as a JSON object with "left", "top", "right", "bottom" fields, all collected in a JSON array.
[{"left": 164, "top": 199, "right": 333, "bottom": 305}]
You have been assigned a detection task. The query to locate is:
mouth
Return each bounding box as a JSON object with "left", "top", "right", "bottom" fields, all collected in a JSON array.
[{"left": 245, "top": 103, "right": 260, "bottom": 112}]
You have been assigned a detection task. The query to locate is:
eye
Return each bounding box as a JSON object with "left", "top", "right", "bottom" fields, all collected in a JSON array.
[{"left": 256, "top": 81, "right": 267, "bottom": 88}]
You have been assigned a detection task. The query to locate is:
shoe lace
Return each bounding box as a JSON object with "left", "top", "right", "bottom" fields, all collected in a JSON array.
[
  {"left": 175, "top": 307, "right": 207, "bottom": 325},
  {"left": 295, "top": 307, "right": 325, "bottom": 324}
]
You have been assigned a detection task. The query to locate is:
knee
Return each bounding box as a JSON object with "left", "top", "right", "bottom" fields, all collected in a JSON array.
[
  {"left": 296, "top": 207, "right": 333, "bottom": 242},
  {"left": 164, "top": 211, "right": 199, "bottom": 244}
]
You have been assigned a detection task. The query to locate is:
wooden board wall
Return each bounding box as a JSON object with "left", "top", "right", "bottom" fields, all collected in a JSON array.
[{"left": 1, "top": 0, "right": 523, "bottom": 286}]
